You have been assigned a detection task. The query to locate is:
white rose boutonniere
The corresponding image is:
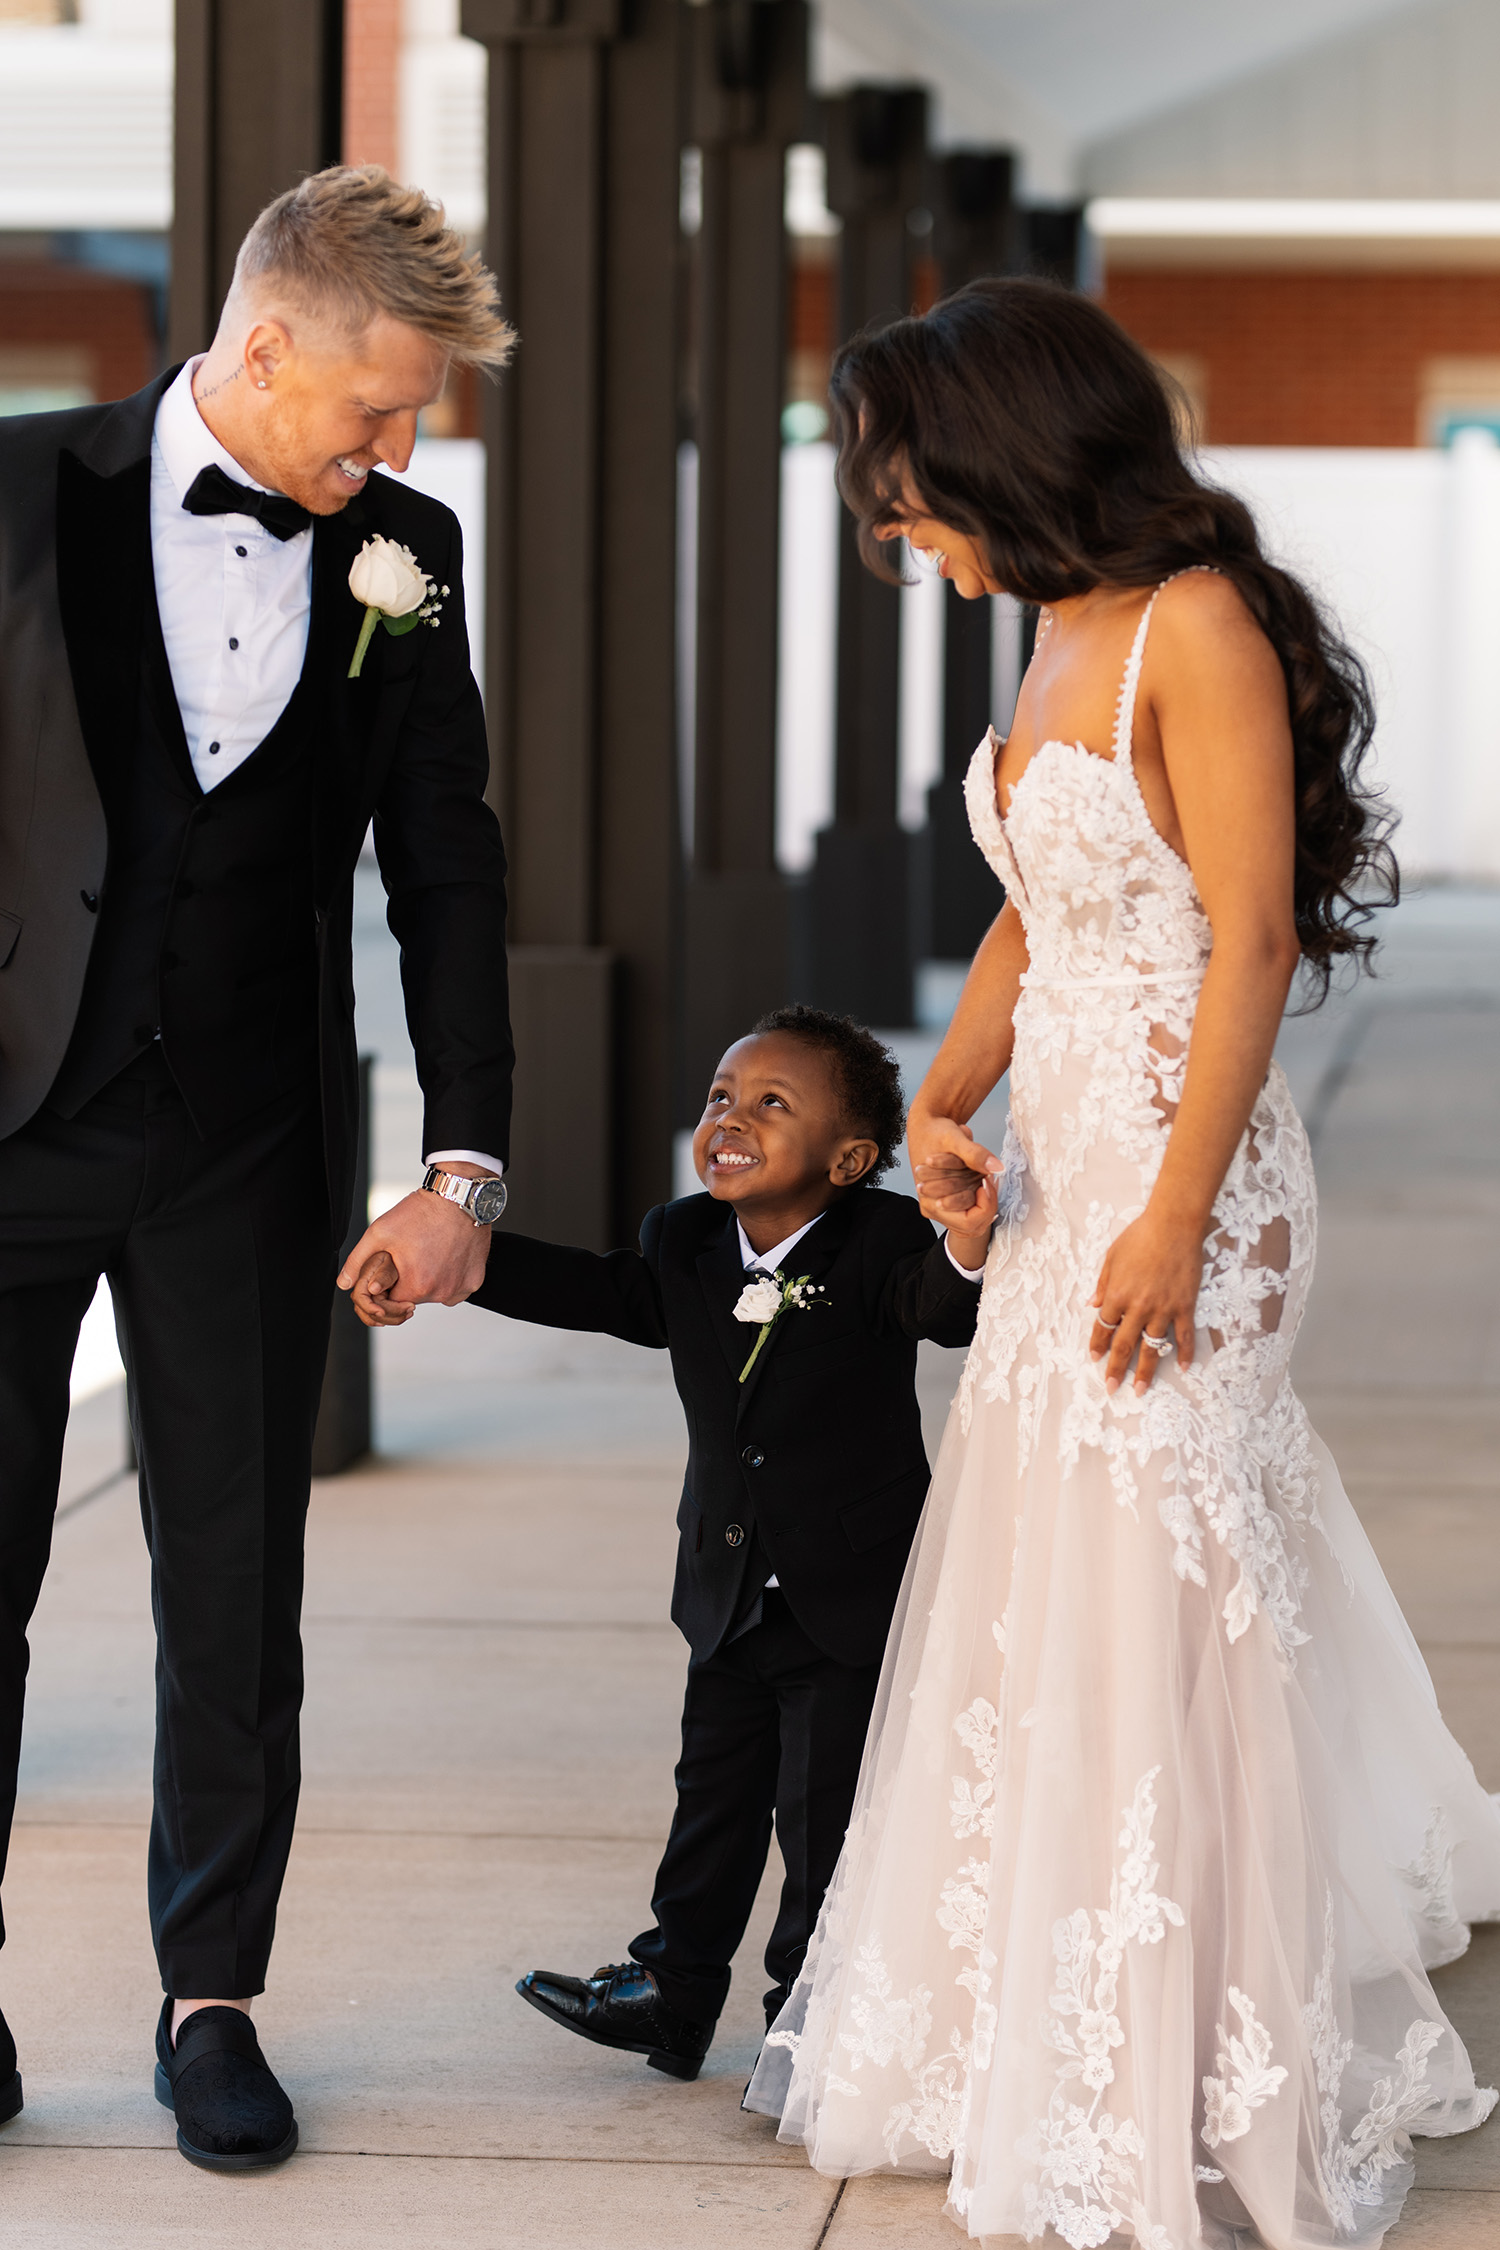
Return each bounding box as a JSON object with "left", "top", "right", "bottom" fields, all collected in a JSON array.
[
  {"left": 731, "top": 1269, "right": 827, "bottom": 1383},
  {"left": 347, "top": 536, "right": 449, "bottom": 678}
]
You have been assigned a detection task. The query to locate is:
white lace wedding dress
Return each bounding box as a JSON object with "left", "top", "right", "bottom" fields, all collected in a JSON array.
[{"left": 745, "top": 584, "right": 1500, "bottom": 2248}]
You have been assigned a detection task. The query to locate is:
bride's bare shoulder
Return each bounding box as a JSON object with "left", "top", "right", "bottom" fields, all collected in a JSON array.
[{"left": 1148, "top": 568, "right": 1282, "bottom": 691}]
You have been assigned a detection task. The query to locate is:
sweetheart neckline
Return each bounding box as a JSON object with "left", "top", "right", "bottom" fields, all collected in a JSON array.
[{"left": 982, "top": 731, "right": 1195, "bottom": 879}]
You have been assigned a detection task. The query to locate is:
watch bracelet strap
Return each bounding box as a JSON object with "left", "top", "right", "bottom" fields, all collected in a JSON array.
[{"left": 423, "top": 1165, "right": 479, "bottom": 1216}]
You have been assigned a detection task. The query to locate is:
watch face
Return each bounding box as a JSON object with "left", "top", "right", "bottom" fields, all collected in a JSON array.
[{"left": 471, "top": 1177, "right": 508, "bottom": 1225}]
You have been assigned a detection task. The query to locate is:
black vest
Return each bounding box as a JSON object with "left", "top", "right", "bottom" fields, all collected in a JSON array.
[{"left": 48, "top": 594, "right": 320, "bottom": 1135}]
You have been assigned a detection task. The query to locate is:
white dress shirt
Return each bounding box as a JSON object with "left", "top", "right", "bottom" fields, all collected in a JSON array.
[
  {"left": 736, "top": 1215, "right": 818, "bottom": 1276},
  {"left": 150, "top": 357, "right": 312, "bottom": 793},
  {"left": 149, "top": 360, "right": 500, "bottom": 1176}
]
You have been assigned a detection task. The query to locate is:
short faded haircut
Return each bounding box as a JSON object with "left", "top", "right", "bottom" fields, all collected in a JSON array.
[{"left": 231, "top": 164, "right": 516, "bottom": 369}]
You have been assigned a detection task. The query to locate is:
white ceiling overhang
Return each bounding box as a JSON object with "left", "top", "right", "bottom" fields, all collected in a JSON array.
[{"left": 814, "top": 0, "right": 1427, "bottom": 197}]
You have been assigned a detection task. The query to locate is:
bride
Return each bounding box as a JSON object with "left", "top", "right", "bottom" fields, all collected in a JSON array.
[{"left": 745, "top": 278, "right": 1500, "bottom": 2249}]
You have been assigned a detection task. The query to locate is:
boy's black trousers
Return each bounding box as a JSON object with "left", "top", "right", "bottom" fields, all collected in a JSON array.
[
  {"left": 629, "top": 1588, "right": 880, "bottom": 2029},
  {"left": 0, "top": 1045, "right": 334, "bottom": 1998}
]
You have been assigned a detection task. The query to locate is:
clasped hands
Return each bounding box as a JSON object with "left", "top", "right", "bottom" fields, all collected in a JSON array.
[
  {"left": 336, "top": 1168, "right": 495, "bottom": 1330},
  {"left": 911, "top": 1114, "right": 1201, "bottom": 1394}
]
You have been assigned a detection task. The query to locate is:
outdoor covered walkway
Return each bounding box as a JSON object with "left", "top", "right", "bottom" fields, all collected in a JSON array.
[{"left": 4, "top": 885, "right": 1500, "bottom": 2247}]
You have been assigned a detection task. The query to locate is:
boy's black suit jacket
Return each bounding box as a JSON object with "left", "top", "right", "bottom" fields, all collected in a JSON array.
[
  {"left": 0, "top": 370, "right": 512, "bottom": 1235},
  {"left": 472, "top": 1187, "right": 981, "bottom": 1668}
]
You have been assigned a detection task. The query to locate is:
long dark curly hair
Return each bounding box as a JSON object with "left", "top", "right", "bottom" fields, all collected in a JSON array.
[{"left": 830, "top": 276, "right": 1398, "bottom": 1002}]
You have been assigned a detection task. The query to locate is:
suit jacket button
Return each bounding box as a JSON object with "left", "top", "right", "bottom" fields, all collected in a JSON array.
[
  {"left": 80, "top": 890, "right": 98, "bottom": 912},
  {"left": 725, "top": 1524, "right": 746, "bottom": 1549},
  {"left": 741, "top": 1445, "right": 764, "bottom": 1469}
]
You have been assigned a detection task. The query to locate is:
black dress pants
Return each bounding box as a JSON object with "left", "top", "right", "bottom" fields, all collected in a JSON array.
[
  {"left": 629, "top": 1589, "right": 880, "bottom": 2028},
  {"left": 0, "top": 1047, "right": 335, "bottom": 1997}
]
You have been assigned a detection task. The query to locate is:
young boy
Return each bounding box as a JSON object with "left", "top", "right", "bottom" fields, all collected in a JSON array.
[{"left": 365, "top": 1006, "right": 994, "bottom": 2079}]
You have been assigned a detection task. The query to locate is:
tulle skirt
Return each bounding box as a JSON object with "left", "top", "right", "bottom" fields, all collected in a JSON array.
[{"left": 746, "top": 1305, "right": 1500, "bottom": 2249}]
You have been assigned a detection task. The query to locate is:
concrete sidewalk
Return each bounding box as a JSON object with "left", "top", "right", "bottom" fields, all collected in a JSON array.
[{"left": 6, "top": 886, "right": 1500, "bottom": 2246}]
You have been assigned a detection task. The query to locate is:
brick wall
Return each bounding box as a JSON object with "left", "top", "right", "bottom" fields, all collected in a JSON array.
[
  {"left": 0, "top": 264, "right": 155, "bottom": 403},
  {"left": 344, "top": 0, "right": 402, "bottom": 177},
  {"left": 1104, "top": 269, "right": 1500, "bottom": 448}
]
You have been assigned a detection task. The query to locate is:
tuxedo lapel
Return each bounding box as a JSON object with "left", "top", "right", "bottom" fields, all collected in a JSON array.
[
  {"left": 696, "top": 1210, "right": 755, "bottom": 1388},
  {"left": 694, "top": 1194, "right": 863, "bottom": 1421},
  {"left": 733, "top": 1196, "right": 859, "bottom": 1417},
  {"left": 55, "top": 450, "right": 152, "bottom": 803},
  {"left": 54, "top": 374, "right": 177, "bottom": 803},
  {"left": 308, "top": 489, "right": 421, "bottom": 890}
]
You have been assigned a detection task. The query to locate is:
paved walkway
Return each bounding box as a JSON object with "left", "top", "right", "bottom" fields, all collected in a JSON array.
[{"left": 8, "top": 884, "right": 1500, "bottom": 2246}]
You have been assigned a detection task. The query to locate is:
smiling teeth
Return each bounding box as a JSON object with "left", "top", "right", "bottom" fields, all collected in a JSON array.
[
  {"left": 337, "top": 457, "right": 368, "bottom": 479},
  {"left": 715, "top": 1152, "right": 754, "bottom": 1166}
]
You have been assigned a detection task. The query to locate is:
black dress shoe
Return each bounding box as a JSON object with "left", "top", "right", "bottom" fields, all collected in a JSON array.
[
  {"left": 516, "top": 1962, "right": 714, "bottom": 2081},
  {"left": 154, "top": 2000, "right": 298, "bottom": 2170},
  {"left": 0, "top": 2006, "right": 20, "bottom": 2125}
]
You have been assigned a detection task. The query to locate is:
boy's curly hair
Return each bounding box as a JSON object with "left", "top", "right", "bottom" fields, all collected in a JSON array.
[{"left": 752, "top": 1004, "right": 905, "bottom": 1182}]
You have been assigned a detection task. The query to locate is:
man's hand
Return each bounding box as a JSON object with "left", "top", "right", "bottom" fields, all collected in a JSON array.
[{"left": 337, "top": 1175, "right": 495, "bottom": 1324}]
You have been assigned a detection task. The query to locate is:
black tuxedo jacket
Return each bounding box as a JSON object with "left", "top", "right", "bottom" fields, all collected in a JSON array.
[
  {"left": 0, "top": 369, "right": 513, "bottom": 1234},
  {"left": 472, "top": 1188, "right": 981, "bottom": 1667}
]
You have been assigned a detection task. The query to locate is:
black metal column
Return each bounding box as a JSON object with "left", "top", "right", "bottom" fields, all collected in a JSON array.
[
  {"left": 464, "top": 0, "right": 683, "bottom": 1247},
  {"left": 679, "top": 0, "right": 808, "bottom": 1109},
  {"left": 170, "top": 0, "right": 344, "bottom": 360},
  {"left": 800, "top": 86, "right": 926, "bottom": 1029},
  {"left": 923, "top": 150, "right": 1017, "bottom": 961}
]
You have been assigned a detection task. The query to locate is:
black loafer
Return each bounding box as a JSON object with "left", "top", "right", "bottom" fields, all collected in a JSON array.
[
  {"left": 0, "top": 2006, "right": 20, "bottom": 2125},
  {"left": 516, "top": 1961, "right": 714, "bottom": 2081},
  {"left": 154, "top": 2000, "right": 298, "bottom": 2170}
]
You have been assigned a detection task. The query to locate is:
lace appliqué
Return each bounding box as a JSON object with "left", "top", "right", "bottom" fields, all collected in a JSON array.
[
  {"left": 1303, "top": 1888, "right": 1446, "bottom": 2230},
  {"left": 1016, "top": 1767, "right": 1184, "bottom": 2248},
  {"left": 1399, "top": 1809, "right": 1458, "bottom": 1931},
  {"left": 960, "top": 725, "right": 1326, "bottom": 1662},
  {"left": 1201, "top": 1988, "right": 1288, "bottom": 2147}
]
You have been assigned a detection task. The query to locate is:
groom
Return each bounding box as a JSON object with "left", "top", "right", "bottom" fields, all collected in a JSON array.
[{"left": 0, "top": 167, "right": 514, "bottom": 2167}]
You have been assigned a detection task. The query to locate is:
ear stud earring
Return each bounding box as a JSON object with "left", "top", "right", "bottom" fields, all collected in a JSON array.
[{"left": 257, "top": 380, "right": 268, "bottom": 390}]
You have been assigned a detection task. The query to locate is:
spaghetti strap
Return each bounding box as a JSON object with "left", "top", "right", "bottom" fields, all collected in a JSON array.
[
  {"left": 1110, "top": 566, "right": 1218, "bottom": 768},
  {"left": 1109, "top": 585, "right": 1164, "bottom": 768}
]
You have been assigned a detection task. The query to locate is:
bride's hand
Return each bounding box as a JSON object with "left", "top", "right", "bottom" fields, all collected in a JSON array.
[
  {"left": 1089, "top": 1208, "right": 1204, "bottom": 1394},
  {"left": 909, "top": 1112, "right": 1002, "bottom": 1224}
]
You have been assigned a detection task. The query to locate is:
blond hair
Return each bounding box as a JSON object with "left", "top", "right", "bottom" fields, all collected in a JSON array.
[{"left": 232, "top": 165, "right": 516, "bottom": 370}]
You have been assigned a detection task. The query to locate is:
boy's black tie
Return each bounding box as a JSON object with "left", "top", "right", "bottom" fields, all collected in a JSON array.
[{"left": 182, "top": 464, "right": 311, "bottom": 542}]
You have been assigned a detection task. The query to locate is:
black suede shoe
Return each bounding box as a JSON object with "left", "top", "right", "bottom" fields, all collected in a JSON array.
[
  {"left": 0, "top": 2006, "right": 20, "bottom": 2125},
  {"left": 516, "top": 1962, "right": 714, "bottom": 2081},
  {"left": 154, "top": 2000, "right": 298, "bottom": 2170}
]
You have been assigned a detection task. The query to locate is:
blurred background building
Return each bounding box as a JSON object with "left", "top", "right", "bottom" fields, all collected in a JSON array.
[{"left": 9, "top": 0, "right": 1500, "bottom": 1280}]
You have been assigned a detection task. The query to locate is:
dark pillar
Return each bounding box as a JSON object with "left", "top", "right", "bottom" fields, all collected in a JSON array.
[
  {"left": 463, "top": 0, "right": 683, "bottom": 1247},
  {"left": 1024, "top": 204, "right": 1085, "bottom": 284},
  {"left": 801, "top": 86, "right": 927, "bottom": 1029},
  {"left": 679, "top": 0, "right": 809, "bottom": 1110},
  {"left": 923, "top": 150, "right": 1017, "bottom": 961},
  {"left": 169, "top": 0, "right": 344, "bottom": 360}
]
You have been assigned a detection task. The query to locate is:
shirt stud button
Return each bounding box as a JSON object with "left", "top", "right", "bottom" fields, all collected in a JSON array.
[
  {"left": 235, "top": 545, "right": 247, "bottom": 557},
  {"left": 725, "top": 1524, "right": 746, "bottom": 1549},
  {"left": 228, "top": 637, "right": 239, "bottom": 650},
  {"left": 741, "top": 1446, "right": 765, "bottom": 1469},
  {"left": 208, "top": 740, "right": 220, "bottom": 755}
]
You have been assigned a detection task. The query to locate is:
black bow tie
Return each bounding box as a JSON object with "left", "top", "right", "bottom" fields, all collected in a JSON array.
[{"left": 182, "top": 463, "right": 311, "bottom": 542}]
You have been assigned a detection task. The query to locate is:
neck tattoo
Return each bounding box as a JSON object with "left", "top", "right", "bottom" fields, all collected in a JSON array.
[{"left": 193, "top": 365, "right": 244, "bottom": 405}]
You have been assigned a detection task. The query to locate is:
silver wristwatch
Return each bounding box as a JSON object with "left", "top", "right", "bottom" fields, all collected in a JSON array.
[{"left": 421, "top": 1165, "right": 508, "bottom": 1226}]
